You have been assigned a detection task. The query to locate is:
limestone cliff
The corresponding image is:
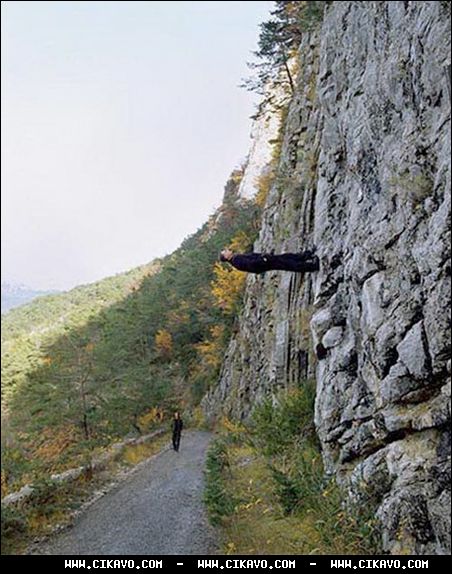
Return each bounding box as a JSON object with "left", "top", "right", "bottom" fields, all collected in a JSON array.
[{"left": 203, "top": 2, "right": 451, "bottom": 555}]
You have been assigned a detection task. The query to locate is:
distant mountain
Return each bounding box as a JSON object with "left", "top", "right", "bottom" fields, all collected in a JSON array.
[{"left": 1, "top": 282, "right": 58, "bottom": 313}]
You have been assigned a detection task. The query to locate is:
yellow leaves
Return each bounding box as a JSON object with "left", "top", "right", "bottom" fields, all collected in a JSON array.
[
  {"left": 196, "top": 326, "right": 224, "bottom": 369},
  {"left": 190, "top": 406, "right": 207, "bottom": 429},
  {"left": 154, "top": 329, "right": 173, "bottom": 359},
  {"left": 212, "top": 228, "right": 255, "bottom": 314},
  {"left": 230, "top": 168, "right": 244, "bottom": 185},
  {"left": 229, "top": 230, "right": 252, "bottom": 254},
  {"left": 226, "top": 541, "right": 236, "bottom": 554},
  {"left": 137, "top": 407, "right": 163, "bottom": 431},
  {"left": 221, "top": 416, "right": 246, "bottom": 435},
  {"left": 196, "top": 341, "right": 221, "bottom": 368},
  {"left": 34, "top": 426, "right": 79, "bottom": 464},
  {"left": 210, "top": 324, "right": 224, "bottom": 340},
  {"left": 42, "top": 356, "right": 53, "bottom": 366},
  {"left": 28, "top": 509, "right": 67, "bottom": 534},
  {"left": 211, "top": 263, "right": 246, "bottom": 315},
  {"left": 121, "top": 433, "right": 169, "bottom": 467},
  {"left": 236, "top": 496, "right": 262, "bottom": 513},
  {"left": 1, "top": 470, "right": 9, "bottom": 497}
]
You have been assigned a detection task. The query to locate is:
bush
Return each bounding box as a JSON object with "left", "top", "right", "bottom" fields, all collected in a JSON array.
[
  {"left": 24, "top": 477, "right": 77, "bottom": 519},
  {"left": 246, "top": 383, "right": 381, "bottom": 553},
  {"left": 204, "top": 439, "right": 237, "bottom": 525},
  {"left": 250, "top": 382, "right": 317, "bottom": 456},
  {"left": 1, "top": 504, "right": 26, "bottom": 538},
  {"left": 270, "top": 442, "right": 325, "bottom": 515},
  {"left": 27, "top": 478, "right": 60, "bottom": 509}
]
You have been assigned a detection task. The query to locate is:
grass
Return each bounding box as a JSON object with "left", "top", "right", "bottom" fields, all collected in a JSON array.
[
  {"left": 1, "top": 431, "right": 171, "bottom": 555},
  {"left": 1, "top": 473, "right": 97, "bottom": 555},
  {"left": 388, "top": 171, "right": 434, "bottom": 205},
  {"left": 119, "top": 432, "right": 170, "bottom": 466},
  {"left": 204, "top": 438, "right": 237, "bottom": 526},
  {"left": 205, "top": 385, "right": 381, "bottom": 555},
  {"left": 221, "top": 443, "right": 315, "bottom": 555}
]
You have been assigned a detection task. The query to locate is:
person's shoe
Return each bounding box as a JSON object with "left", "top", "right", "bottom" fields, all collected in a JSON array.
[
  {"left": 300, "top": 245, "right": 317, "bottom": 260},
  {"left": 306, "top": 256, "right": 320, "bottom": 271}
]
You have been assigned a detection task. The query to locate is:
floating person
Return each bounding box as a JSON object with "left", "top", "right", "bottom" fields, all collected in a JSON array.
[
  {"left": 219, "top": 248, "right": 319, "bottom": 274},
  {"left": 172, "top": 411, "right": 183, "bottom": 452}
]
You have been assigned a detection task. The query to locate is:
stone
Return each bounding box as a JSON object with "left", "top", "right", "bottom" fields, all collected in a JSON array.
[
  {"left": 203, "top": 1, "right": 450, "bottom": 555},
  {"left": 360, "top": 272, "right": 386, "bottom": 335},
  {"left": 397, "top": 321, "right": 429, "bottom": 379},
  {"left": 322, "top": 326, "right": 344, "bottom": 348}
]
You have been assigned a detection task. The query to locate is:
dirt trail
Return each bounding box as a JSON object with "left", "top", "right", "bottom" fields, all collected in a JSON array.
[{"left": 33, "top": 431, "right": 217, "bottom": 555}]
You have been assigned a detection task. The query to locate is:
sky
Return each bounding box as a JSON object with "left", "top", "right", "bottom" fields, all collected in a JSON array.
[{"left": 1, "top": 0, "right": 274, "bottom": 291}]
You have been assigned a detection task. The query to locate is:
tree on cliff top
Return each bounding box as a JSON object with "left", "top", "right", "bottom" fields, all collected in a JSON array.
[{"left": 242, "top": 1, "right": 329, "bottom": 98}]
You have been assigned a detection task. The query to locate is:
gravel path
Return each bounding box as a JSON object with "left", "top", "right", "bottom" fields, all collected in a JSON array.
[{"left": 34, "top": 431, "right": 217, "bottom": 555}]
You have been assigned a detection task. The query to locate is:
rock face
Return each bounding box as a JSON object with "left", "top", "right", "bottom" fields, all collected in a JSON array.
[
  {"left": 236, "top": 84, "right": 287, "bottom": 200},
  {"left": 203, "top": 2, "right": 451, "bottom": 555}
]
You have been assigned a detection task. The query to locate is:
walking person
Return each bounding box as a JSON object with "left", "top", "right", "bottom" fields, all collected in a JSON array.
[{"left": 172, "top": 411, "right": 183, "bottom": 452}]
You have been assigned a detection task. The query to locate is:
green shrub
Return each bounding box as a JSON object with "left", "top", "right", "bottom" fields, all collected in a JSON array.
[
  {"left": 27, "top": 478, "right": 62, "bottom": 511},
  {"left": 250, "top": 381, "right": 317, "bottom": 456},
  {"left": 244, "top": 383, "right": 381, "bottom": 553},
  {"left": 204, "top": 439, "right": 237, "bottom": 525},
  {"left": 388, "top": 170, "right": 434, "bottom": 205},
  {"left": 1, "top": 504, "right": 26, "bottom": 537},
  {"left": 270, "top": 442, "right": 325, "bottom": 515}
]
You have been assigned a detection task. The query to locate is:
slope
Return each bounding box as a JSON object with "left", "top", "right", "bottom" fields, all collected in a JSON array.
[{"left": 1, "top": 170, "right": 260, "bottom": 497}]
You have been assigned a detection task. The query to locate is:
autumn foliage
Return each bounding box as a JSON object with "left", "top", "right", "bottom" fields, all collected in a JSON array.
[
  {"left": 1, "top": 167, "right": 260, "bottom": 505},
  {"left": 154, "top": 329, "right": 173, "bottom": 359},
  {"left": 211, "top": 263, "right": 247, "bottom": 315},
  {"left": 195, "top": 325, "right": 226, "bottom": 370}
]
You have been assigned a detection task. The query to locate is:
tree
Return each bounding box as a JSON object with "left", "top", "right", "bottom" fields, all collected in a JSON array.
[
  {"left": 195, "top": 325, "right": 226, "bottom": 370},
  {"left": 154, "top": 329, "right": 173, "bottom": 360},
  {"left": 211, "top": 263, "right": 247, "bottom": 315},
  {"left": 242, "top": 1, "right": 329, "bottom": 98},
  {"left": 51, "top": 332, "right": 98, "bottom": 445}
]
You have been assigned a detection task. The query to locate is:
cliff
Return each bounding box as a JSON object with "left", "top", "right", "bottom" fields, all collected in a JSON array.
[{"left": 203, "top": 2, "right": 451, "bottom": 555}]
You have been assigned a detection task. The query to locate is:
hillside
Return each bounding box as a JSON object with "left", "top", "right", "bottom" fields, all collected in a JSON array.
[
  {"left": 1, "top": 175, "right": 260, "bottom": 498},
  {"left": 1, "top": 283, "right": 58, "bottom": 314},
  {"left": 2, "top": 0, "right": 450, "bottom": 557}
]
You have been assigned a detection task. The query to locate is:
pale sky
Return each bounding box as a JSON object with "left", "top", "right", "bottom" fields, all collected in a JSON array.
[{"left": 1, "top": 0, "right": 273, "bottom": 290}]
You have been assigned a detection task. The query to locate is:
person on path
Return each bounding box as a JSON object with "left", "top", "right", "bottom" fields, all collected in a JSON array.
[{"left": 172, "top": 412, "right": 183, "bottom": 452}]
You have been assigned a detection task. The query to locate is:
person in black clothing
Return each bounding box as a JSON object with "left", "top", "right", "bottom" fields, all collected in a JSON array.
[
  {"left": 219, "top": 248, "right": 319, "bottom": 274},
  {"left": 172, "top": 412, "right": 183, "bottom": 452}
]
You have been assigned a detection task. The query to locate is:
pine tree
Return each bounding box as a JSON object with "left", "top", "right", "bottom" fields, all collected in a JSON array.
[{"left": 242, "top": 1, "right": 329, "bottom": 98}]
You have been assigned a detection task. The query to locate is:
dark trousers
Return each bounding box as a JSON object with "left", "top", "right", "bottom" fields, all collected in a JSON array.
[
  {"left": 263, "top": 253, "right": 317, "bottom": 272},
  {"left": 172, "top": 432, "right": 181, "bottom": 451}
]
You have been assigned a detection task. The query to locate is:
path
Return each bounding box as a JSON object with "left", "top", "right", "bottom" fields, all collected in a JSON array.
[{"left": 33, "top": 431, "right": 217, "bottom": 555}]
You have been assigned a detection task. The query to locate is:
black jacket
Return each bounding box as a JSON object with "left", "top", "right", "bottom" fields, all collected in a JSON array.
[
  {"left": 230, "top": 253, "right": 270, "bottom": 274},
  {"left": 229, "top": 252, "right": 318, "bottom": 274},
  {"left": 172, "top": 418, "right": 183, "bottom": 434}
]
